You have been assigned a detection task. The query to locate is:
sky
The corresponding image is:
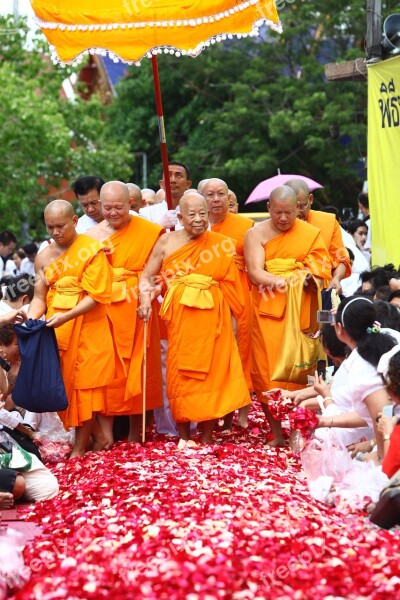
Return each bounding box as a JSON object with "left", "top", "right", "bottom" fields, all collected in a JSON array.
[{"left": 1, "top": 1, "right": 35, "bottom": 25}]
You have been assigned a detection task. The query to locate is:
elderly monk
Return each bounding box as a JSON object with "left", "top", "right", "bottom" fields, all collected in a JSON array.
[
  {"left": 27, "top": 200, "right": 115, "bottom": 457},
  {"left": 137, "top": 192, "right": 250, "bottom": 444},
  {"left": 244, "top": 186, "right": 332, "bottom": 446},
  {"left": 87, "top": 181, "right": 163, "bottom": 443},
  {"left": 286, "top": 179, "right": 351, "bottom": 297},
  {"left": 228, "top": 190, "right": 239, "bottom": 214},
  {"left": 126, "top": 182, "right": 143, "bottom": 214},
  {"left": 202, "top": 178, "right": 254, "bottom": 428}
]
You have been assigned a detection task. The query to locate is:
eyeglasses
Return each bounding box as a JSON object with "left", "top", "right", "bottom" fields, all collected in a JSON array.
[{"left": 298, "top": 202, "right": 310, "bottom": 210}]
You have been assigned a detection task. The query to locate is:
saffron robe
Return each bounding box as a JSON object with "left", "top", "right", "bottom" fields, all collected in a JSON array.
[
  {"left": 44, "top": 235, "right": 115, "bottom": 428},
  {"left": 250, "top": 219, "right": 332, "bottom": 393},
  {"left": 159, "top": 231, "right": 250, "bottom": 422},
  {"left": 211, "top": 212, "right": 254, "bottom": 390},
  {"left": 104, "top": 216, "right": 163, "bottom": 415},
  {"left": 307, "top": 210, "right": 351, "bottom": 277}
]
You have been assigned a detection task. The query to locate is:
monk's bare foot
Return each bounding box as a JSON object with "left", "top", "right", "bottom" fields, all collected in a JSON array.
[
  {"left": 127, "top": 434, "right": 142, "bottom": 444},
  {"left": 222, "top": 411, "right": 234, "bottom": 431},
  {"left": 200, "top": 435, "right": 214, "bottom": 444},
  {"left": 0, "top": 492, "right": 14, "bottom": 509},
  {"left": 92, "top": 434, "right": 113, "bottom": 452},
  {"left": 69, "top": 447, "right": 86, "bottom": 458},
  {"left": 267, "top": 437, "right": 287, "bottom": 448},
  {"left": 238, "top": 404, "right": 251, "bottom": 428}
]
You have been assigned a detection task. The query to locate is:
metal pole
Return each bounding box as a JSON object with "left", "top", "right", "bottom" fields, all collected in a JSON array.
[
  {"left": 366, "top": 0, "right": 382, "bottom": 60},
  {"left": 151, "top": 54, "right": 173, "bottom": 210}
]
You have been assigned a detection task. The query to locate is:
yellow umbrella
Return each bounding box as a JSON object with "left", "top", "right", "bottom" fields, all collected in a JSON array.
[
  {"left": 30, "top": 0, "right": 281, "bottom": 210},
  {"left": 30, "top": 1, "right": 281, "bottom": 64}
]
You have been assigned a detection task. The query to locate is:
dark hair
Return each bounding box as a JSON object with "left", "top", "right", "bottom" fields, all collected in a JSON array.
[
  {"left": 388, "top": 290, "right": 400, "bottom": 303},
  {"left": 320, "top": 323, "right": 348, "bottom": 358},
  {"left": 355, "top": 287, "right": 375, "bottom": 300},
  {"left": 346, "top": 247, "right": 355, "bottom": 262},
  {"left": 4, "top": 274, "right": 35, "bottom": 303},
  {"left": 358, "top": 193, "right": 369, "bottom": 209},
  {"left": 374, "top": 286, "right": 392, "bottom": 302},
  {"left": 336, "top": 296, "right": 397, "bottom": 367},
  {"left": 347, "top": 219, "right": 368, "bottom": 236},
  {"left": 0, "top": 324, "right": 16, "bottom": 346},
  {"left": 373, "top": 300, "right": 400, "bottom": 331},
  {"left": 386, "top": 351, "right": 400, "bottom": 399},
  {"left": 160, "top": 161, "right": 191, "bottom": 180},
  {"left": 14, "top": 249, "right": 26, "bottom": 260},
  {"left": 72, "top": 176, "right": 105, "bottom": 198},
  {"left": 22, "top": 242, "right": 38, "bottom": 256},
  {"left": 360, "top": 265, "right": 397, "bottom": 291},
  {"left": 321, "top": 205, "right": 340, "bottom": 220},
  {"left": 0, "top": 231, "right": 17, "bottom": 246}
]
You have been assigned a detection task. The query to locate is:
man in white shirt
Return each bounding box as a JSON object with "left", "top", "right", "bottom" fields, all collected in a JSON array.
[
  {"left": 72, "top": 176, "right": 105, "bottom": 233},
  {"left": 139, "top": 162, "right": 192, "bottom": 228},
  {"left": 19, "top": 243, "right": 38, "bottom": 277}
]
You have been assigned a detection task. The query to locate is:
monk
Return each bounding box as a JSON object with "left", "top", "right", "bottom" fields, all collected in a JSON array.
[
  {"left": 86, "top": 181, "right": 163, "bottom": 443},
  {"left": 137, "top": 192, "right": 250, "bottom": 444},
  {"left": 286, "top": 179, "right": 351, "bottom": 296},
  {"left": 244, "top": 186, "right": 332, "bottom": 446},
  {"left": 228, "top": 190, "right": 239, "bottom": 214},
  {"left": 27, "top": 200, "right": 115, "bottom": 457},
  {"left": 202, "top": 178, "right": 254, "bottom": 428}
]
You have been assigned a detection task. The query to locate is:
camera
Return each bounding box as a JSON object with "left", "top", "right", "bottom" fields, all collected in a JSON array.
[
  {"left": 0, "top": 356, "right": 11, "bottom": 373},
  {"left": 317, "top": 359, "right": 327, "bottom": 380},
  {"left": 317, "top": 310, "right": 335, "bottom": 324}
]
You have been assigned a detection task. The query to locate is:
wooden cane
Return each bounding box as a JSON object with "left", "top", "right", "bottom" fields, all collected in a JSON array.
[{"left": 142, "top": 319, "right": 148, "bottom": 444}]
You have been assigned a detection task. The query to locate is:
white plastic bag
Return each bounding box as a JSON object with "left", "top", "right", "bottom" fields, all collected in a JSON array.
[{"left": 300, "top": 433, "right": 388, "bottom": 507}]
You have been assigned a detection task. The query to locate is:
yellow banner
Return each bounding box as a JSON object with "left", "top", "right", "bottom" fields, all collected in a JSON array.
[{"left": 368, "top": 55, "right": 400, "bottom": 266}]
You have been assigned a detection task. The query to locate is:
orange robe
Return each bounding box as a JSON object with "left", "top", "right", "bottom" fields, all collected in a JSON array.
[
  {"left": 104, "top": 216, "right": 163, "bottom": 415},
  {"left": 307, "top": 210, "right": 351, "bottom": 277},
  {"left": 250, "top": 219, "right": 332, "bottom": 394},
  {"left": 159, "top": 231, "right": 250, "bottom": 422},
  {"left": 211, "top": 212, "right": 254, "bottom": 390},
  {"left": 44, "top": 235, "right": 115, "bottom": 428}
]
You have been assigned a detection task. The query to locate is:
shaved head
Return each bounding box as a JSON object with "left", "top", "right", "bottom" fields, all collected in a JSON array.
[
  {"left": 44, "top": 199, "right": 74, "bottom": 219},
  {"left": 126, "top": 183, "right": 142, "bottom": 212},
  {"left": 100, "top": 181, "right": 130, "bottom": 204},
  {"left": 285, "top": 178, "right": 310, "bottom": 196},
  {"left": 203, "top": 178, "right": 229, "bottom": 194},
  {"left": 179, "top": 191, "right": 208, "bottom": 214},
  {"left": 197, "top": 179, "right": 210, "bottom": 195},
  {"left": 269, "top": 185, "right": 297, "bottom": 207}
]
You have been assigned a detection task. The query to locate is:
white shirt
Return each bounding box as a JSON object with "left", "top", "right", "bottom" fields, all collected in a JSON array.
[
  {"left": 19, "top": 258, "right": 35, "bottom": 277},
  {"left": 76, "top": 214, "right": 98, "bottom": 234},
  {"left": 340, "top": 227, "right": 370, "bottom": 297},
  {"left": 139, "top": 200, "right": 168, "bottom": 224}
]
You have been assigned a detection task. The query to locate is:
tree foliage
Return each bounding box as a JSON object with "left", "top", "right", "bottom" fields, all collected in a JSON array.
[
  {"left": 0, "top": 16, "right": 132, "bottom": 241},
  {"left": 105, "top": 0, "right": 367, "bottom": 213}
]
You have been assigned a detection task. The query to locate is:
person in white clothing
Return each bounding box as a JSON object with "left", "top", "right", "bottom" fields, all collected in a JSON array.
[
  {"left": 314, "top": 296, "right": 397, "bottom": 463},
  {"left": 72, "top": 176, "right": 105, "bottom": 233}
]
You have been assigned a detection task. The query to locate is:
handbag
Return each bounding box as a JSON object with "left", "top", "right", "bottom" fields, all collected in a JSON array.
[
  {"left": 0, "top": 431, "right": 32, "bottom": 472},
  {"left": 13, "top": 319, "right": 68, "bottom": 413},
  {"left": 272, "top": 271, "right": 325, "bottom": 385},
  {"left": 370, "top": 468, "right": 400, "bottom": 529}
]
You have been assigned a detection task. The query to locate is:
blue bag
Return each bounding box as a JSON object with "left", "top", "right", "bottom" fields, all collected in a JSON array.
[{"left": 13, "top": 319, "right": 68, "bottom": 413}]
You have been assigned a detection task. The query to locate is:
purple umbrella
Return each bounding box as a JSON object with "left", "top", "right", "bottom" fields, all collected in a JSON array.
[{"left": 245, "top": 174, "right": 323, "bottom": 205}]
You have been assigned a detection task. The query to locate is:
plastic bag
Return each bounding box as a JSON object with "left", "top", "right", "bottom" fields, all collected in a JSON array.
[
  {"left": 0, "top": 527, "right": 29, "bottom": 595},
  {"left": 0, "top": 431, "right": 32, "bottom": 472},
  {"left": 300, "top": 433, "right": 388, "bottom": 509}
]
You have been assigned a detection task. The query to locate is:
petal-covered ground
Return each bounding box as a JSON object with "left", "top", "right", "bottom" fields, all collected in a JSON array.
[{"left": 11, "top": 405, "right": 400, "bottom": 599}]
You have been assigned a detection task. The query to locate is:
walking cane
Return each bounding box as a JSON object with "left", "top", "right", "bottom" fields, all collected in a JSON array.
[{"left": 142, "top": 319, "right": 148, "bottom": 444}]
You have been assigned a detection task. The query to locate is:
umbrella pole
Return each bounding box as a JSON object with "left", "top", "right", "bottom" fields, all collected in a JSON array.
[
  {"left": 151, "top": 55, "right": 173, "bottom": 211},
  {"left": 142, "top": 320, "right": 148, "bottom": 445}
]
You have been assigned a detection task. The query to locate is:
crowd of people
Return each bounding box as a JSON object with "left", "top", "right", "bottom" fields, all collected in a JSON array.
[{"left": 0, "top": 165, "right": 399, "bottom": 524}]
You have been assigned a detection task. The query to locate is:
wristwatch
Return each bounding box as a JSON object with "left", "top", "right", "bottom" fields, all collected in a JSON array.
[
  {"left": 383, "top": 434, "right": 391, "bottom": 441},
  {"left": 0, "top": 356, "right": 11, "bottom": 372}
]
